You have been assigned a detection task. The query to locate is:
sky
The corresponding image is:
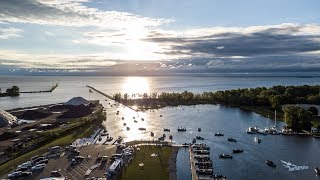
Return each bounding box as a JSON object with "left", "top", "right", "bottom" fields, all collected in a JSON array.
[{"left": 0, "top": 0, "right": 320, "bottom": 75}]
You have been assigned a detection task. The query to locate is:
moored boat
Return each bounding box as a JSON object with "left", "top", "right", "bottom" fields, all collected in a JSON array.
[
  {"left": 233, "top": 149, "right": 243, "bottom": 153},
  {"left": 169, "top": 135, "right": 173, "bottom": 140},
  {"left": 150, "top": 132, "right": 154, "bottom": 137},
  {"left": 214, "top": 133, "right": 224, "bottom": 136},
  {"left": 315, "top": 167, "right": 320, "bottom": 174},
  {"left": 198, "top": 128, "right": 202, "bottom": 132},
  {"left": 177, "top": 127, "right": 186, "bottom": 132},
  {"left": 219, "top": 154, "right": 233, "bottom": 159},
  {"left": 196, "top": 136, "right": 204, "bottom": 140},
  {"left": 123, "top": 123, "right": 126, "bottom": 126},
  {"left": 126, "top": 127, "right": 130, "bottom": 131},
  {"left": 227, "top": 138, "right": 237, "bottom": 142},
  {"left": 266, "top": 160, "right": 276, "bottom": 168},
  {"left": 138, "top": 127, "right": 146, "bottom": 131},
  {"left": 163, "top": 128, "right": 170, "bottom": 132}
]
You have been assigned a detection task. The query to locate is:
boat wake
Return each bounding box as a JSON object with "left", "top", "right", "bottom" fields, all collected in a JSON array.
[{"left": 281, "top": 160, "right": 308, "bottom": 171}]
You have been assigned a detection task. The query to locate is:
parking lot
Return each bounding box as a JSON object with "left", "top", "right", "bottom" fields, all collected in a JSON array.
[{"left": 17, "top": 145, "right": 117, "bottom": 180}]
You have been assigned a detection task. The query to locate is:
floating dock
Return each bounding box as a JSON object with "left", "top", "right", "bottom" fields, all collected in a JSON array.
[{"left": 189, "top": 144, "right": 226, "bottom": 180}]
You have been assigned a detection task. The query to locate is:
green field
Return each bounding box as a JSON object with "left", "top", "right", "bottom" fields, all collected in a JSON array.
[{"left": 119, "top": 145, "right": 174, "bottom": 180}]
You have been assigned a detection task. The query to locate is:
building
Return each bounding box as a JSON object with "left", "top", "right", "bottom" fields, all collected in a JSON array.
[
  {"left": 108, "top": 158, "right": 123, "bottom": 175},
  {"left": 0, "top": 109, "right": 17, "bottom": 127}
]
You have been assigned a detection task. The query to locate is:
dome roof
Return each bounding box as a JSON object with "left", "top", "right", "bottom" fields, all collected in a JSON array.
[
  {"left": 64, "top": 97, "right": 90, "bottom": 106},
  {"left": 0, "top": 109, "right": 17, "bottom": 127}
]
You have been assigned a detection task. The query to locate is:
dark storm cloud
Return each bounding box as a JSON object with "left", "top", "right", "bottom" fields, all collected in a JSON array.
[{"left": 146, "top": 27, "right": 320, "bottom": 57}]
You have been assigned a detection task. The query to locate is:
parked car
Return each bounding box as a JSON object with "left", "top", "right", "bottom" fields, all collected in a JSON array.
[
  {"left": 75, "top": 156, "right": 85, "bottom": 160},
  {"left": 8, "top": 171, "right": 22, "bottom": 178},
  {"left": 50, "top": 171, "right": 62, "bottom": 177},
  {"left": 71, "top": 159, "right": 77, "bottom": 165},
  {"left": 17, "top": 161, "right": 33, "bottom": 168},
  {"left": 36, "top": 159, "right": 48, "bottom": 165},
  {"left": 31, "top": 163, "right": 46, "bottom": 170},
  {"left": 71, "top": 149, "right": 80, "bottom": 155},
  {"left": 20, "top": 171, "right": 32, "bottom": 177},
  {"left": 101, "top": 156, "right": 108, "bottom": 162},
  {"left": 15, "top": 167, "right": 28, "bottom": 172},
  {"left": 33, "top": 157, "right": 45, "bottom": 164}
]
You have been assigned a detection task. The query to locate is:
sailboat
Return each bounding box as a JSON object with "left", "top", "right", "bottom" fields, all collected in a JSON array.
[
  {"left": 282, "top": 113, "right": 293, "bottom": 135},
  {"left": 269, "top": 110, "right": 280, "bottom": 135}
]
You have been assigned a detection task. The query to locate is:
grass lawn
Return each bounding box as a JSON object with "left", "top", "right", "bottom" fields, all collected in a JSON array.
[{"left": 119, "top": 145, "right": 173, "bottom": 180}]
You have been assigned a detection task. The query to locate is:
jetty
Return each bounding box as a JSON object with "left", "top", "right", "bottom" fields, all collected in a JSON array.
[
  {"left": 20, "top": 83, "right": 59, "bottom": 93},
  {"left": 86, "top": 85, "right": 138, "bottom": 112}
]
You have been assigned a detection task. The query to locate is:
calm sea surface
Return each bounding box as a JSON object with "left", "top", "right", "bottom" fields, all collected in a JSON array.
[{"left": 1, "top": 75, "right": 320, "bottom": 180}]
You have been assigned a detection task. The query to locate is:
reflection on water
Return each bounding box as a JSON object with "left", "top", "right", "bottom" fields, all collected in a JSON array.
[
  {"left": 99, "top": 97, "right": 320, "bottom": 180},
  {"left": 121, "top": 77, "right": 150, "bottom": 96}
]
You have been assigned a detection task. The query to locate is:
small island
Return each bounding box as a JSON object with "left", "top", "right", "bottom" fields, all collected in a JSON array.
[{"left": 0, "top": 86, "right": 20, "bottom": 97}]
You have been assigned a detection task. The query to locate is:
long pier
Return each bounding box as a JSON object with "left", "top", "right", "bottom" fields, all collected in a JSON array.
[
  {"left": 20, "top": 83, "right": 59, "bottom": 93},
  {"left": 86, "top": 85, "right": 138, "bottom": 112}
]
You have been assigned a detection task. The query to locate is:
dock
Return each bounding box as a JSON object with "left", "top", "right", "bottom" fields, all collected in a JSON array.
[
  {"left": 86, "top": 85, "right": 138, "bottom": 112},
  {"left": 189, "top": 144, "right": 226, "bottom": 180},
  {"left": 20, "top": 83, "right": 59, "bottom": 93}
]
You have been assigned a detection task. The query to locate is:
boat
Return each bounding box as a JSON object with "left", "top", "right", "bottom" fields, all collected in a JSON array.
[
  {"left": 169, "top": 135, "right": 173, "bottom": 140},
  {"left": 123, "top": 123, "right": 126, "bottom": 126},
  {"left": 266, "top": 160, "right": 276, "bottom": 168},
  {"left": 163, "top": 128, "right": 170, "bottom": 132},
  {"left": 219, "top": 154, "right": 233, "bottom": 159},
  {"left": 134, "top": 120, "right": 138, "bottom": 123},
  {"left": 227, "top": 138, "right": 237, "bottom": 142},
  {"left": 150, "top": 132, "right": 154, "bottom": 137},
  {"left": 121, "top": 117, "right": 124, "bottom": 120},
  {"left": 233, "top": 149, "right": 243, "bottom": 153},
  {"left": 198, "top": 128, "right": 202, "bottom": 132},
  {"left": 315, "top": 167, "right": 320, "bottom": 175},
  {"left": 177, "top": 127, "right": 186, "bottom": 132},
  {"left": 106, "top": 137, "right": 113, "bottom": 142},
  {"left": 162, "top": 134, "right": 166, "bottom": 138},
  {"left": 138, "top": 128, "right": 146, "bottom": 131},
  {"left": 255, "top": 137, "right": 262, "bottom": 143},
  {"left": 246, "top": 126, "right": 259, "bottom": 134},
  {"left": 196, "top": 136, "right": 204, "bottom": 140},
  {"left": 192, "top": 138, "right": 196, "bottom": 144},
  {"left": 158, "top": 136, "right": 165, "bottom": 141},
  {"left": 160, "top": 115, "right": 163, "bottom": 117},
  {"left": 214, "top": 133, "right": 224, "bottom": 136},
  {"left": 126, "top": 127, "right": 130, "bottom": 131},
  {"left": 141, "top": 118, "right": 144, "bottom": 121}
]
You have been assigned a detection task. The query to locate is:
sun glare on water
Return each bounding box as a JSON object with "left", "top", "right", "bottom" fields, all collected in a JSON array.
[{"left": 122, "top": 77, "right": 150, "bottom": 96}]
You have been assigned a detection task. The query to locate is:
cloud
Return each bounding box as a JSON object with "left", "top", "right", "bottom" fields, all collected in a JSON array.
[
  {"left": 0, "top": 28, "right": 23, "bottom": 39},
  {"left": 0, "top": 0, "right": 172, "bottom": 28},
  {"left": 145, "top": 23, "right": 320, "bottom": 58}
]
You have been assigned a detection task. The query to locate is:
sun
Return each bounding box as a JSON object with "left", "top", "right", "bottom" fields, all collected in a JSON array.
[{"left": 122, "top": 77, "right": 150, "bottom": 96}]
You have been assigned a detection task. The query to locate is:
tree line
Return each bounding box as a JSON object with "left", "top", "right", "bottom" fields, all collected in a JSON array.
[
  {"left": 0, "top": 86, "right": 20, "bottom": 97},
  {"left": 114, "top": 85, "right": 320, "bottom": 132}
]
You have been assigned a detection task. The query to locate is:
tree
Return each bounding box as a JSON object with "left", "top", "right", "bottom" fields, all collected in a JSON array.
[
  {"left": 282, "top": 105, "right": 312, "bottom": 132},
  {"left": 308, "top": 107, "right": 318, "bottom": 116},
  {"left": 6, "top": 86, "right": 20, "bottom": 96}
]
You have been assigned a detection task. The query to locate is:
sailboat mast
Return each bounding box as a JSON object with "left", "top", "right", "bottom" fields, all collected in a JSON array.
[{"left": 275, "top": 110, "right": 277, "bottom": 127}]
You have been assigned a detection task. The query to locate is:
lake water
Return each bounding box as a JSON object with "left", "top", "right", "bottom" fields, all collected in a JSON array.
[{"left": 1, "top": 75, "right": 320, "bottom": 180}]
